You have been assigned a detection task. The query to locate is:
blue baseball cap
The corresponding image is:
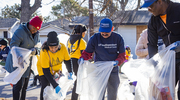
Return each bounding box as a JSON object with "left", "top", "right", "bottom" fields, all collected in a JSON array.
[
  {"left": 140, "top": 0, "right": 157, "bottom": 9},
  {"left": 99, "top": 18, "right": 112, "bottom": 33}
]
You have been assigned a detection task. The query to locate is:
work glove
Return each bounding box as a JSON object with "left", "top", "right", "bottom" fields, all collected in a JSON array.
[
  {"left": 170, "top": 41, "right": 180, "bottom": 53},
  {"left": 55, "top": 85, "right": 61, "bottom": 94},
  {"left": 68, "top": 72, "right": 73, "bottom": 80},
  {"left": 55, "top": 85, "right": 62, "bottom": 96},
  {"left": 113, "top": 61, "right": 119, "bottom": 67},
  {"left": 31, "top": 48, "right": 37, "bottom": 55},
  {"left": 78, "top": 58, "right": 84, "bottom": 65},
  {"left": 129, "top": 81, "right": 137, "bottom": 86}
]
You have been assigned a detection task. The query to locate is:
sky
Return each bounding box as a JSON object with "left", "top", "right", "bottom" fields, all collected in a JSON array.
[
  {"left": 0, "top": 0, "right": 60, "bottom": 17},
  {"left": 0, "top": 0, "right": 180, "bottom": 17}
]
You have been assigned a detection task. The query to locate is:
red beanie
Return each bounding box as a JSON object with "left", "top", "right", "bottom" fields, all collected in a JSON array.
[{"left": 29, "top": 16, "right": 43, "bottom": 30}]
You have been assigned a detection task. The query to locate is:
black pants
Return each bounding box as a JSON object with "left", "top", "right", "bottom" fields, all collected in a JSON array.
[
  {"left": 176, "top": 59, "right": 180, "bottom": 100},
  {"left": 71, "top": 58, "right": 79, "bottom": 100},
  {"left": 13, "top": 77, "right": 30, "bottom": 100},
  {"left": 39, "top": 75, "right": 50, "bottom": 100}
]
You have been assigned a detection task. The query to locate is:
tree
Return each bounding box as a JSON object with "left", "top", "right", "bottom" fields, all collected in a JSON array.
[
  {"left": 43, "top": 16, "right": 51, "bottom": 23},
  {"left": 19, "top": 0, "right": 42, "bottom": 23},
  {"left": 51, "top": 0, "right": 89, "bottom": 20},
  {"left": 1, "top": 4, "right": 21, "bottom": 19},
  {"left": 0, "top": 1, "right": 51, "bottom": 23}
]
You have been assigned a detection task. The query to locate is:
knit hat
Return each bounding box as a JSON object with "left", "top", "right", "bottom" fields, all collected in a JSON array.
[
  {"left": 0, "top": 38, "right": 8, "bottom": 46},
  {"left": 47, "top": 31, "right": 59, "bottom": 46},
  {"left": 29, "top": 16, "right": 43, "bottom": 30}
]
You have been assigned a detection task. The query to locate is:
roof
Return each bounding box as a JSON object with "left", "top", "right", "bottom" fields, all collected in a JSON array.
[
  {"left": 69, "top": 16, "right": 105, "bottom": 27},
  {"left": 113, "top": 10, "right": 152, "bottom": 25},
  {"left": 70, "top": 10, "right": 152, "bottom": 26},
  {"left": 0, "top": 18, "right": 20, "bottom": 28},
  {"left": 40, "top": 24, "right": 70, "bottom": 34},
  {"left": 41, "top": 18, "right": 72, "bottom": 33}
]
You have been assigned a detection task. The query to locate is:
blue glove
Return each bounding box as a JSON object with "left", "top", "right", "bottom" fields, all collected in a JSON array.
[
  {"left": 55, "top": 85, "right": 61, "bottom": 94},
  {"left": 31, "top": 48, "right": 37, "bottom": 55},
  {"left": 113, "top": 61, "right": 119, "bottom": 67},
  {"left": 78, "top": 58, "right": 84, "bottom": 65},
  {"left": 170, "top": 41, "right": 180, "bottom": 53},
  {"left": 129, "top": 81, "right": 137, "bottom": 86},
  {"left": 68, "top": 72, "right": 73, "bottom": 80}
]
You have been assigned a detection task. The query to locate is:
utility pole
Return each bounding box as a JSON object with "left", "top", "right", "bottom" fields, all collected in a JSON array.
[{"left": 89, "top": 0, "right": 94, "bottom": 36}]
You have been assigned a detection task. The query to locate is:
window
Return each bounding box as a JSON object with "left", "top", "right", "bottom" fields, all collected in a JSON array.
[{"left": 4, "top": 31, "right": 8, "bottom": 38}]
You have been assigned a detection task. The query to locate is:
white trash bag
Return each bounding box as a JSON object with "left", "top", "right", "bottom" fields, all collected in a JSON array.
[
  {"left": 76, "top": 61, "right": 115, "bottom": 100},
  {"left": 31, "top": 55, "right": 38, "bottom": 75},
  {"left": 121, "top": 43, "right": 176, "bottom": 100},
  {"left": 149, "top": 44, "right": 176, "bottom": 100},
  {"left": 31, "top": 42, "right": 42, "bottom": 76},
  {"left": 43, "top": 73, "right": 75, "bottom": 100},
  {"left": 3, "top": 46, "right": 31, "bottom": 84},
  {"left": 118, "top": 80, "right": 135, "bottom": 100}
]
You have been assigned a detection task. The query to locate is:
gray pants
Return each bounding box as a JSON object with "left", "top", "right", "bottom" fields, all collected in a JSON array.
[{"left": 103, "top": 67, "right": 120, "bottom": 100}]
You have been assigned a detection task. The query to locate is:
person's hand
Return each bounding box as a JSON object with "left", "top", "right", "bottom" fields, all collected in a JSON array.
[
  {"left": 170, "top": 41, "right": 180, "bottom": 53},
  {"left": 68, "top": 72, "right": 73, "bottom": 80},
  {"left": 31, "top": 48, "right": 37, "bottom": 55},
  {"left": 55, "top": 85, "right": 61, "bottom": 94},
  {"left": 113, "top": 61, "right": 119, "bottom": 67},
  {"left": 78, "top": 58, "right": 84, "bottom": 65}
]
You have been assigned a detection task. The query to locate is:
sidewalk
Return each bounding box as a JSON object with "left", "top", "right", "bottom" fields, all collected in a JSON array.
[{"left": 0, "top": 73, "right": 128, "bottom": 100}]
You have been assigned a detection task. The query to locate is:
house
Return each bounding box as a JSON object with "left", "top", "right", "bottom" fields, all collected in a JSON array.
[
  {"left": 39, "top": 18, "right": 72, "bottom": 44},
  {"left": 70, "top": 10, "right": 152, "bottom": 58},
  {"left": 0, "top": 18, "right": 20, "bottom": 41},
  {"left": 0, "top": 11, "right": 152, "bottom": 59}
]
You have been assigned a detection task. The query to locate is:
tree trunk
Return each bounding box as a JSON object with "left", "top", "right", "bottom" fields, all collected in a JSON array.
[{"left": 20, "top": 0, "right": 42, "bottom": 23}]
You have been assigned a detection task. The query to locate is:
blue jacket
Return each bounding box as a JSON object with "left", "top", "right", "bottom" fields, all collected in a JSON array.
[
  {"left": 0, "top": 46, "right": 10, "bottom": 61},
  {"left": 5, "top": 22, "right": 41, "bottom": 78}
]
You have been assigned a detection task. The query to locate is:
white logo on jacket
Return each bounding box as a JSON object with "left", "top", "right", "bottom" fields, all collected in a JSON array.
[{"left": 98, "top": 43, "right": 117, "bottom": 48}]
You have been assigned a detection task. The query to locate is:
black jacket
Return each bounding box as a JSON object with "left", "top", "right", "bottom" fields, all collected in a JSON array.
[{"left": 148, "top": 1, "right": 180, "bottom": 58}]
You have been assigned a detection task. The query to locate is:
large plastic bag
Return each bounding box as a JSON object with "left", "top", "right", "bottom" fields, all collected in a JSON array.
[
  {"left": 121, "top": 43, "right": 176, "bottom": 100},
  {"left": 149, "top": 46, "right": 175, "bottom": 100},
  {"left": 31, "top": 42, "right": 42, "bottom": 75},
  {"left": 43, "top": 72, "right": 75, "bottom": 100},
  {"left": 76, "top": 61, "right": 115, "bottom": 100},
  {"left": 3, "top": 46, "right": 31, "bottom": 84},
  {"left": 118, "top": 80, "right": 135, "bottom": 100},
  {"left": 31, "top": 55, "right": 38, "bottom": 75}
]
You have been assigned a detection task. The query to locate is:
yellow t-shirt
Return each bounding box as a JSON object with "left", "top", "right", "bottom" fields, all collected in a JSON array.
[
  {"left": 37, "top": 43, "right": 70, "bottom": 76},
  {"left": 68, "top": 38, "right": 87, "bottom": 59}
]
